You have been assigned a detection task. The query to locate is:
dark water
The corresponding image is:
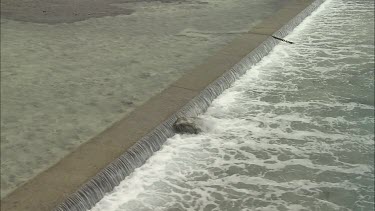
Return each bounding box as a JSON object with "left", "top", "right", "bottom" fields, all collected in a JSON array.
[{"left": 91, "top": 0, "right": 374, "bottom": 210}]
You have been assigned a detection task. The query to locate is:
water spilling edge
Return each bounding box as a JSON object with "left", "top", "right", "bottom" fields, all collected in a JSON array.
[{"left": 54, "top": 1, "right": 326, "bottom": 210}]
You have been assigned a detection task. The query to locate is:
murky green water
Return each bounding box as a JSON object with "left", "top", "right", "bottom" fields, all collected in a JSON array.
[{"left": 0, "top": 0, "right": 284, "bottom": 198}]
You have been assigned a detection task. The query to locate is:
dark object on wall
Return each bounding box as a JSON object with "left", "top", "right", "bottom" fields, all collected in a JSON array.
[
  {"left": 173, "top": 117, "right": 202, "bottom": 134},
  {"left": 272, "top": 35, "right": 294, "bottom": 44}
]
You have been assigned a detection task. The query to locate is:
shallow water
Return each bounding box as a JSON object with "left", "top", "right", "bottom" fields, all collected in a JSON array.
[
  {"left": 0, "top": 0, "right": 283, "bottom": 198},
  {"left": 91, "top": 0, "right": 374, "bottom": 210}
]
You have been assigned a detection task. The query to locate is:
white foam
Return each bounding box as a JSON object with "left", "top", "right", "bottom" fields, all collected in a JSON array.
[{"left": 91, "top": 0, "right": 374, "bottom": 210}]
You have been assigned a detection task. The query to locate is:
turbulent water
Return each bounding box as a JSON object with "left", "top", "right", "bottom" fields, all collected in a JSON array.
[{"left": 91, "top": 0, "right": 374, "bottom": 210}]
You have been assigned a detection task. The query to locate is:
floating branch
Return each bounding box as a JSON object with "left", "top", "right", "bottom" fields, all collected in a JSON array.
[{"left": 272, "top": 36, "right": 294, "bottom": 44}]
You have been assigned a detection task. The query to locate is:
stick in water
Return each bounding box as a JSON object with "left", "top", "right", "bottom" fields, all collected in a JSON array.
[{"left": 272, "top": 36, "right": 294, "bottom": 44}]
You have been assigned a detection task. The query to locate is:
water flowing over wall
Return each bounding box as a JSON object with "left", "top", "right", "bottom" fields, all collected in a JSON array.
[{"left": 55, "top": 1, "right": 325, "bottom": 210}]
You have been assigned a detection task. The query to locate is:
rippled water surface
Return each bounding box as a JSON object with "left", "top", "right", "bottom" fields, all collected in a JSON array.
[{"left": 91, "top": 0, "right": 374, "bottom": 210}]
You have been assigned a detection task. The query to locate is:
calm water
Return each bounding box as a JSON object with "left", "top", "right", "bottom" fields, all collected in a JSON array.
[
  {"left": 91, "top": 0, "right": 374, "bottom": 210},
  {"left": 0, "top": 0, "right": 284, "bottom": 198}
]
